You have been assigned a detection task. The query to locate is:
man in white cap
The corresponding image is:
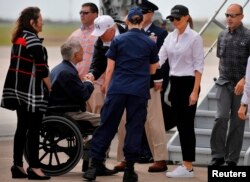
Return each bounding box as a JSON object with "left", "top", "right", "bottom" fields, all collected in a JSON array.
[
  {"left": 86, "top": 15, "right": 126, "bottom": 81},
  {"left": 82, "top": 14, "right": 126, "bottom": 176}
]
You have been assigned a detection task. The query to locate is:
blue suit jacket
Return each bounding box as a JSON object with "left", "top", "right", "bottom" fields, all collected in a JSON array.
[
  {"left": 49, "top": 60, "right": 94, "bottom": 111},
  {"left": 145, "top": 23, "right": 168, "bottom": 53}
]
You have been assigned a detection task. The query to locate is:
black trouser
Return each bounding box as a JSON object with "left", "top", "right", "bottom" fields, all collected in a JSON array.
[
  {"left": 14, "top": 107, "right": 43, "bottom": 168},
  {"left": 169, "top": 76, "right": 198, "bottom": 162}
]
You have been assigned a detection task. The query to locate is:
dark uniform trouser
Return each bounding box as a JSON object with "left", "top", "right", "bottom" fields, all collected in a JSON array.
[
  {"left": 90, "top": 94, "right": 147, "bottom": 162},
  {"left": 169, "top": 76, "right": 197, "bottom": 162}
]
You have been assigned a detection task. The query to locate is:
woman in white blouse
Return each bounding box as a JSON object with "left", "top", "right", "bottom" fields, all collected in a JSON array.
[
  {"left": 158, "top": 5, "right": 204, "bottom": 178},
  {"left": 238, "top": 56, "right": 250, "bottom": 120}
]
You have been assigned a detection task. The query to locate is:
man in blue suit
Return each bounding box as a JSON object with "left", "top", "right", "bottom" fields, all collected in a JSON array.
[
  {"left": 138, "top": 0, "right": 170, "bottom": 172},
  {"left": 138, "top": 1, "right": 173, "bottom": 134},
  {"left": 49, "top": 39, "right": 117, "bottom": 176}
]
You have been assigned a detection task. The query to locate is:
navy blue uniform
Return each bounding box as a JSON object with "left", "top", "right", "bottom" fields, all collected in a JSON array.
[{"left": 89, "top": 28, "right": 158, "bottom": 162}]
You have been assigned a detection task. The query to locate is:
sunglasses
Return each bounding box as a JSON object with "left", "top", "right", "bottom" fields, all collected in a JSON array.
[
  {"left": 79, "top": 11, "right": 91, "bottom": 15},
  {"left": 168, "top": 16, "right": 181, "bottom": 22},
  {"left": 225, "top": 13, "right": 242, "bottom": 18}
]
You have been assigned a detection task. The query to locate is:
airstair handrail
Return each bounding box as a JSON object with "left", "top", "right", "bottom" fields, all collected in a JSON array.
[{"left": 198, "top": 0, "right": 228, "bottom": 35}]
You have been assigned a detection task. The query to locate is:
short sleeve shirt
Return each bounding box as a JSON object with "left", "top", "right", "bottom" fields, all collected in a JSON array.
[
  {"left": 106, "top": 28, "right": 159, "bottom": 99},
  {"left": 217, "top": 24, "right": 250, "bottom": 85}
]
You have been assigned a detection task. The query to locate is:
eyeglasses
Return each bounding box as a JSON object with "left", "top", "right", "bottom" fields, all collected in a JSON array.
[
  {"left": 79, "top": 11, "right": 91, "bottom": 15},
  {"left": 142, "top": 9, "right": 153, "bottom": 14},
  {"left": 168, "top": 16, "right": 181, "bottom": 22},
  {"left": 225, "top": 13, "right": 242, "bottom": 18}
]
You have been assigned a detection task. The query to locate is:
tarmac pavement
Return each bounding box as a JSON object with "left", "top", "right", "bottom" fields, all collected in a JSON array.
[
  {"left": 0, "top": 134, "right": 208, "bottom": 182},
  {"left": 0, "top": 46, "right": 216, "bottom": 181}
]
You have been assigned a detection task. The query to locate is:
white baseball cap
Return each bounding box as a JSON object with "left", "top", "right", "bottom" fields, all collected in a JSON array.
[{"left": 91, "top": 15, "right": 115, "bottom": 37}]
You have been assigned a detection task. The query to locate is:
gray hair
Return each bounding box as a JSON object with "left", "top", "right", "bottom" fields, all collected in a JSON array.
[{"left": 61, "top": 39, "right": 82, "bottom": 61}]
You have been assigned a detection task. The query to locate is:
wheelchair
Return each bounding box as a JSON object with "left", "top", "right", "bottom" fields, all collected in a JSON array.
[{"left": 24, "top": 106, "right": 98, "bottom": 176}]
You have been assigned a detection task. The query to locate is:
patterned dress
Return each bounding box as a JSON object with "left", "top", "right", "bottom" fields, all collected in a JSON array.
[{"left": 1, "top": 30, "right": 50, "bottom": 113}]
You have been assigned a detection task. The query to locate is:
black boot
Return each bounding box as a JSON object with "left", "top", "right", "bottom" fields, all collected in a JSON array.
[
  {"left": 82, "top": 158, "right": 99, "bottom": 181},
  {"left": 123, "top": 161, "right": 138, "bottom": 182},
  {"left": 82, "top": 160, "right": 89, "bottom": 172}
]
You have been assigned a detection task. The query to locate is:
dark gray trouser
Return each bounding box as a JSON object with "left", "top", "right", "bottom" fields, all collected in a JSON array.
[{"left": 210, "top": 84, "right": 245, "bottom": 163}]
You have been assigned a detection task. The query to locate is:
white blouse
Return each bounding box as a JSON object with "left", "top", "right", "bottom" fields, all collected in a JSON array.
[{"left": 159, "top": 25, "right": 204, "bottom": 77}]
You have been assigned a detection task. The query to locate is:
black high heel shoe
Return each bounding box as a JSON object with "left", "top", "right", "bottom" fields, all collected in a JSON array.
[
  {"left": 27, "top": 167, "right": 51, "bottom": 180},
  {"left": 11, "top": 165, "right": 28, "bottom": 178}
]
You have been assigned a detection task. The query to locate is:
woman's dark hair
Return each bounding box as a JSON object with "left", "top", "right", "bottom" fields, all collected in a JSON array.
[
  {"left": 129, "top": 15, "right": 143, "bottom": 25},
  {"left": 11, "top": 7, "right": 40, "bottom": 43},
  {"left": 188, "top": 15, "right": 193, "bottom": 29}
]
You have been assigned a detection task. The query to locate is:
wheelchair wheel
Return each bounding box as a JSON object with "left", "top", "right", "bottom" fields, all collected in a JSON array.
[{"left": 24, "top": 115, "right": 83, "bottom": 176}]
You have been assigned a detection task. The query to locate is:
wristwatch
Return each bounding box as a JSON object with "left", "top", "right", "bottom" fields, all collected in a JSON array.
[{"left": 241, "top": 103, "right": 248, "bottom": 107}]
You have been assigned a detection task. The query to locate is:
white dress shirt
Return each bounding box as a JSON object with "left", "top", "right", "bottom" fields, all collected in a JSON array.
[
  {"left": 143, "top": 23, "right": 152, "bottom": 33},
  {"left": 158, "top": 25, "right": 204, "bottom": 77}
]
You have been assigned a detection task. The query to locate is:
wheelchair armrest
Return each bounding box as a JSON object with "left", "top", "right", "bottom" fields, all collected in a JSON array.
[{"left": 47, "top": 105, "right": 81, "bottom": 113}]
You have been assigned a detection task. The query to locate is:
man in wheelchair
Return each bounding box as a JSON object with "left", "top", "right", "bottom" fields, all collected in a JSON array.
[{"left": 48, "top": 39, "right": 117, "bottom": 176}]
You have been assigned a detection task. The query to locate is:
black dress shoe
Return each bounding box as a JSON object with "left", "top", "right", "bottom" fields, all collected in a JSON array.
[
  {"left": 209, "top": 158, "right": 225, "bottom": 166},
  {"left": 27, "top": 167, "right": 51, "bottom": 180},
  {"left": 96, "top": 164, "right": 118, "bottom": 176},
  {"left": 11, "top": 165, "right": 28, "bottom": 178}
]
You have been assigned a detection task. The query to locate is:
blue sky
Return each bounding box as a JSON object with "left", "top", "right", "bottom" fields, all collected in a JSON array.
[{"left": 0, "top": 0, "right": 250, "bottom": 24}]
